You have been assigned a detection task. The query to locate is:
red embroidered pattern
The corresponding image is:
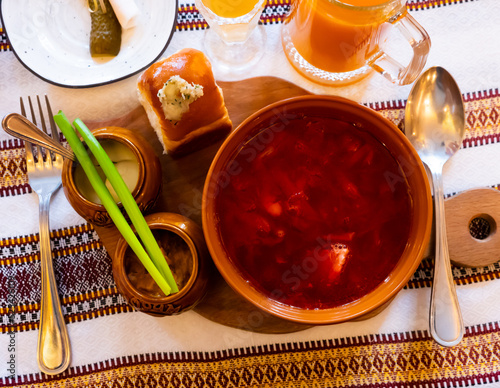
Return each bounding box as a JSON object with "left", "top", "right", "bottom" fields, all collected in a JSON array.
[
  {"left": 0, "top": 27, "right": 9, "bottom": 51},
  {"left": 0, "top": 223, "right": 132, "bottom": 334},
  {"left": 0, "top": 90, "right": 499, "bottom": 331},
  {"left": 175, "top": 0, "right": 473, "bottom": 32},
  {"left": 367, "top": 90, "right": 500, "bottom": 149},
  {"left": 2, "top": 322, "right": 499, "bottom": 388},
  {"left": 0, "top": 139, "right": 29, "bottom": 197}
]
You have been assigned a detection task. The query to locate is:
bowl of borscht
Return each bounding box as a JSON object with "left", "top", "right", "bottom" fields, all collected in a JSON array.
[{"left": 202, "top": 95, "right": 432, "bottom": 324}]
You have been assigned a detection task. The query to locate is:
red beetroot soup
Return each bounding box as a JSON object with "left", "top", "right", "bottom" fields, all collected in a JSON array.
[{"left": 214, "top": 115, "right": 413, "bottom": 310}]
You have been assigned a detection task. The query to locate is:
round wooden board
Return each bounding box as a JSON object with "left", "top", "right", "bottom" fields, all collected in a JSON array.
[
  {"left": 89, "top": 76, "right": 315, "bottom": 333},
  {"left": 445, "top": 187, "right": 500, "bottom": 267}
]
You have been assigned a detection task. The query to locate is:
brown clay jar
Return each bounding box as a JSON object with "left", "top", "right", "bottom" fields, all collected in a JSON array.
[
  {"left": 113, "top": 212, "right": 212, "bottom": 316},
  {"left": 61, "top": 126, "right": 162, "bottom": 227}
]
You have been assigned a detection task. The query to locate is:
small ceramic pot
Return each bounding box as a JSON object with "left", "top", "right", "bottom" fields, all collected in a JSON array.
[
  {"left": 113, "top": 212, "right": 212, "bottom": 316},
  {"left": 62, "top": 126, "right": 162, "bottom": 227}
]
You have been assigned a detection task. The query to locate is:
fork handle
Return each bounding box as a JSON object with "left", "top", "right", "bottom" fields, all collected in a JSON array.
[{"left": 37, "top": 193, "right": 71, "bottom": 375}]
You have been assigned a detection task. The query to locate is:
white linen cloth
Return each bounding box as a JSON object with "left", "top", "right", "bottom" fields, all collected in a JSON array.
[
  {"left": 109, "top": 0, "right": 139, "bottom": 29},
  {"left": 0, "top": 0, "right": 500, "bottom": 385}
]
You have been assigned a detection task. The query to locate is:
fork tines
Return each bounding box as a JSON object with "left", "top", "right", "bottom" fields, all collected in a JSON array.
[
  {"left": 21, "top": 96, "right": 61, "bottom": 164},
  {"left": 88, "top": 0, "right": 107, "bottom": 13}
]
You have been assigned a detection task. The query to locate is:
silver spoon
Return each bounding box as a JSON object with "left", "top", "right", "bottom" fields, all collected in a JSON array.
[
  {"left": 405, "top": 66, "right": 465, "bottom": 347},
  {"left": 2, "top": 113, "right": 76, "bottom": 161}
]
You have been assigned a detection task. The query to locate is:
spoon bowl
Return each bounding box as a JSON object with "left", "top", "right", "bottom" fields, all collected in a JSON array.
[
  {"left": 406, "top": 67, "right": 465, "bottom": 169},
  {"left": 405, "top": 66, "right": 465, "bottom": 347}
]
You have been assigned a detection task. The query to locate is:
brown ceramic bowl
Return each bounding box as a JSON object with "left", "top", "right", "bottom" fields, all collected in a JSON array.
[
  {"left": 202, "top": 95, "right": 432, "bottom": 325},
  {"left": 62, "top": 126, "right": 162, "bottom": 227},
  {"left": 113, "top": 212, "right": 212, "bottom": 316}
]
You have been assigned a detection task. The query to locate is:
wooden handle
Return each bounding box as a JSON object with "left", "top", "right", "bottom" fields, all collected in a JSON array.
[{"left": 445, "top": 187, "right": 500, "bottom": 267}]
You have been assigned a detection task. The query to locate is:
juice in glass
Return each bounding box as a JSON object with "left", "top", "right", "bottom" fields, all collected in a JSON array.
[
  {"left": 282, "top": 0, "right": 431, "bottom": 85},
  {"left": 202, "top": 0, "right": 261, "bottom": 18},
  {"left": 200, "top": 0, "right": 264, "bottom": 43}
]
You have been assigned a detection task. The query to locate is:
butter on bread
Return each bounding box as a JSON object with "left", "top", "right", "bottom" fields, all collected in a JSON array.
[
  {"left": 137, "top": 48, "right": 232, "bottom": 156},
  {"left": 157, "top": 75, "right": 204, "bottom": 121}
]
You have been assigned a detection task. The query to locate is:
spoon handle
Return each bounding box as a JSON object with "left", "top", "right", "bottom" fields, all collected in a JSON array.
[
  {"left": 2, "top": 113, "right": 76, "bottom": 161},
  {"left": 429, "top": 169, "right": 465, "bottom": 347}
]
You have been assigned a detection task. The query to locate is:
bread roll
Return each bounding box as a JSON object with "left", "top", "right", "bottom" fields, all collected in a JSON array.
[{"left": 137, "top": 48, "right": 232, "bottom": 156}]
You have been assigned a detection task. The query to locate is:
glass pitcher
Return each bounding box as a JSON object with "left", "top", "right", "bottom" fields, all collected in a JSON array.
[{"left": 281, "top": 0, "right": 431, "bottom": 85}]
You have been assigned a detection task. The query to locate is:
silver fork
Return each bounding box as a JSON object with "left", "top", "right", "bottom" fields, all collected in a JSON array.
[
  {"left": 88, "top": 0, "right": 107, "bottom": 13},
  {"left": 23, "top": 96, "right": 71, "bottom": 375}
]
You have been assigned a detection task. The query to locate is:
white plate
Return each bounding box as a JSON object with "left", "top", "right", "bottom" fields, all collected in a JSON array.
[{"left": 1, "top": 0, "right": 177, "bottom": 88}]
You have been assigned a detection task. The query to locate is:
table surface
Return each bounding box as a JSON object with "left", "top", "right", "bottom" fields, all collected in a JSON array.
[{"left": 1, "top": 1, "right": 500, "bottom": 387}]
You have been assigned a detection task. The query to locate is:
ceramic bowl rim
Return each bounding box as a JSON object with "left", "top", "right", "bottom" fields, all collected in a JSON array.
[
  {"left": 65, "top": 127, "right": 147, "bottom": 210},
  {"left": 202, "top": 95, "right": 432, "bottom": 325},
  {"left": 114, "top": 212, "right": 200, "bottom": 303}
]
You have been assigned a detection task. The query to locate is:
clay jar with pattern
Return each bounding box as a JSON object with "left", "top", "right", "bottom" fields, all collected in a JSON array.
[
  {"left": 61, "top": 126, "right": 162, "bottom": 227},
  {"left": 113, "top": 212, "right": 212, "bottom": 316}
]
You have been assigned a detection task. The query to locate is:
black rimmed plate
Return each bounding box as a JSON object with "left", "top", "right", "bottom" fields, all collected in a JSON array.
[{"left": 0, "top": 0, "right": 178, "bottom": 88}]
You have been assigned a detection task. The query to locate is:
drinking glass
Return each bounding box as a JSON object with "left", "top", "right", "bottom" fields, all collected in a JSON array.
[
  {"left": 195, "top": 0, "right": 267, "bottom": 74},
  {"left": 281, "top": 0, "right": 431, "bottom": 86}
]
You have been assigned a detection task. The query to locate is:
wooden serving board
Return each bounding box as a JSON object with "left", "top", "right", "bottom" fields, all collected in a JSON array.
[
  {"left": 89, "top": 77, "right": 315, "bottom": 334},
  {"left": 86, "top": 76, "right": 500, "bottom": 333}
]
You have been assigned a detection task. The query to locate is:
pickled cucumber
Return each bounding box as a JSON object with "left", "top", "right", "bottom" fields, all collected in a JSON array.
[{"left": 89, "top": 0, "right": 122, "bottom": 57}]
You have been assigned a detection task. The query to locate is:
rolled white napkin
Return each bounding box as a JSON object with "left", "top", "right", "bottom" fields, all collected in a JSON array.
[{"left": 109, "top": 0, "right": 139, "bottom": 29}]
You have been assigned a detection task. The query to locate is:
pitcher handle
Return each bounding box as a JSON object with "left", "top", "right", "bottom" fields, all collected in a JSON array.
[{"left": 370, "top": 11, "right": 431, "bottom": 85}]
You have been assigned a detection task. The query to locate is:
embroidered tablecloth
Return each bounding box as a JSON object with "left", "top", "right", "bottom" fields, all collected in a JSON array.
[{"left": 1, "top": 1, "right": 500, "bottom": 387}]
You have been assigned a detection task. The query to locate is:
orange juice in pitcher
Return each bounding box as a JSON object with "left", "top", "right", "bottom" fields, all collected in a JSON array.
[{"left": 282, "top": 0, "right": 431, "bottom": 85}]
